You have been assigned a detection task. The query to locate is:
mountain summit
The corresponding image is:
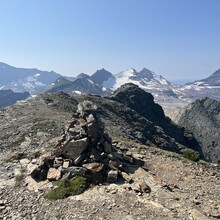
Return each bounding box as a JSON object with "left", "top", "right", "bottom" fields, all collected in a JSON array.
[
  {"left": 91, "top": 68, "right": 114, "bottom": 85},
  {"left": 0, "top": 62, "right": 61, "bottom": 94}
]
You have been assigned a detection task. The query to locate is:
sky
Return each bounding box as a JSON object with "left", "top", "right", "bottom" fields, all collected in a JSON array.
[{"left": 0, "top": 0, "right": 220, "bottom": 81}]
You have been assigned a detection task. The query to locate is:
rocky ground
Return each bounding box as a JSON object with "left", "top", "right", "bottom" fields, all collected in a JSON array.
[
  {"left": 0, "top": 87, "right": 219, "bottom": 220},
  {"left": 0, "top": 144, "right": 219, "bottom": 220}
]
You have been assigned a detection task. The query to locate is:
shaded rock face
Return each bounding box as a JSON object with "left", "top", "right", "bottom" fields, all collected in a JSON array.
[
  {"left": 44, "top": 74, "right": 112, "bottom": 96},
  {"left": 178, "top": 97, "right": 220, "bottom": 163},
  {"left": 91, "top": 68, "right": 115, "bottom": 85},
  {"left": 29, "top": 100, "right": 141, "bottom": 187},
  {"left": 0, "top": 89, "right": 30, "bottom": 108},
  {"left": 111, "top": 83, "right": 203, "bottom": 156},
  {"left": 112, "top": 83, "right": 165, "bottom": 124}
]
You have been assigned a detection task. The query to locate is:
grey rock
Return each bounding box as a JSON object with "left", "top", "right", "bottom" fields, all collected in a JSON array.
[
  {"left": 83, "top": 163, "right": 104, "bottom": 184},
  {"left": 66, "top": 166, "right": 87, "bottom": 176},
  {"left": 87, "top": 122, "right": 98, "bottom": 138},
  {"left": 178, "top": 97, "right": 220, "bottom": 163},
  {"left": 107, "top": 170, "right": 118, "bottom": 183},
  {"left": 86, "top": 114, "right": 95, "bottom": 123},
  {"left": 63, "top": 137, "right": 89, "bottom": 161},
  {"left": 103, "top": 141, "right": 112, "bottom": 154}
]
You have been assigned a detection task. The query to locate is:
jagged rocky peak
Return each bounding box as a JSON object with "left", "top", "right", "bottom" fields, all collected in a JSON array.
[
  {"left": 136, "top": 67, "right": 154, "bottom": 78},
  {"left": 112, "top": 83, "right": 165, "bottom": 124},
  {"left": 76, "top": 73, "right": 90, "bottom": 79},
  {"left": 91, "top": 68, "right": 114, "bottom": 85},
  {"left": 27, "top": 100, "right": 143, "bottom": 190},
  {"left": 54, "top": 76, "right": 71, "bottom": 84},
  {"left": 193, "top": 68, "right": 220, "bottom": 86}
]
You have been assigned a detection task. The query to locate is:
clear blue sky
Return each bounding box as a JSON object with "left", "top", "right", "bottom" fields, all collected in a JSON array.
[{"left": 0, "top": 0, "right": 220, "bottom": 80}]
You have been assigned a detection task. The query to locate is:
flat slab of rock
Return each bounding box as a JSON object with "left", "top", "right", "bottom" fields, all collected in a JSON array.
[
  {"left": 63, "top": 137, "right": 88, "bottom": 160},
  {"left": 25, "top": 176, "right": 53, "bottom": 191},
  {"left": 83, "top": 163, "right": 104, "bottom": 172},
  {"left": 47, "top": 168, "right": 61, "bottom": 181}
]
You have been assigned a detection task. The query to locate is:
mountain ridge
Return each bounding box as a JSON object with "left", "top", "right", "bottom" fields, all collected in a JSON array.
[
  {"left": 1, "top": 61, "right": 220, "bottom": 101},
  {"left": 0, "top": 62, "right": 62, "bottom": 94}
]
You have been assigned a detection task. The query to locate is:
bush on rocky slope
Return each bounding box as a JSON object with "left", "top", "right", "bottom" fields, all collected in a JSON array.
[
  {"left": 45, "top": 176, "right": 88, "bottom": 200},
  {"left": 183, "top": 149, "right": 200, "bottom": 162}
]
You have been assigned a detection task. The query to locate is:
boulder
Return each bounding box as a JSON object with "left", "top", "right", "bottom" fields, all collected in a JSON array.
[
  {"left": 86, "top": 114, "right": 95, "bottom": 123},
  {"left": 107, "top": 170, "right": 118, "bottom": 183},
  {"left": 87, "top": 122, "right": 98, "bottom": 138},
  {"left": 83, "top": 163, "right": 104, "bottom": 184},
  {"left": 62, "top": 161, "right": 70, "bottom": 169},
  {"left": 63, "top": 137, "right": 88, "bottom": 161},
  {"left": 25, "top": 176, "right": 53, "bottom": 191},
  {"left": 66, "top": 166, "right": 87, "bottom": 177},
  {"left": 103, "top": 141, "right": 112, "bottom": 154},
  {"left": 121, "top": 172, "right": 133, "bottom": 183},
  {"left": 19, "top": 158, "right": 30, "bottom": 167},
  {"left": 47, "top": 168, "right": 61, "bottom": 181},
  {"left": 89, "top": 147, "right": 102, "bottom": 162},
  {"left": 26, "top": 163, "right": 38, "bottom": 176}
]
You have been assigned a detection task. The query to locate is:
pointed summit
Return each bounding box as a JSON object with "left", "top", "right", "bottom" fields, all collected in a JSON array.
[
  {"left": 91, "top": 69, "right": 114, "bottom": 85},
  {"left": 76, "top": 73, "right": 90, "bottom": 79}
]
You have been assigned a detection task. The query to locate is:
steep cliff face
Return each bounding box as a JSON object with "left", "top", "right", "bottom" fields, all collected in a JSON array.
[
  {"left": 111, "top": 83, "right": 203, "bottom": 155},
  {"left": 177, "top": 97, "right": 220, "bottom": 163}
]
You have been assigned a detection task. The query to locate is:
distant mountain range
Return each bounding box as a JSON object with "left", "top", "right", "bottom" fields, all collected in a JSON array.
[
  {"left": 0, "top": 89, "right": 30, "bottom": 108},
  {"left": 44, "top": 67, "right": 178, "bottom": 99},
  {"left": 0, "top": 62, "right": 61, "bottom": 94},
  {"left": 0, "top": 62, "right": 220, "bottom": 101},
  {"left": 174, "top": 69, "right": 220, "bottom": 101}
]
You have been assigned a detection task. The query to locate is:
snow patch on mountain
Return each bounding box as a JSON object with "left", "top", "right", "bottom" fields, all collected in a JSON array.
[
  {"left": 34, "top": 73, "right": 41, "bottom": 77},
  {"left": 113, "top": 68, "right": 136, "bottom": 90},
  {"left": 102, "top": 77, "right": 116, "bottom": 89}
]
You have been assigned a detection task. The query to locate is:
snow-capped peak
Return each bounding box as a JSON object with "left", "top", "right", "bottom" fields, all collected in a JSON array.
[{"left": 112, "top": 67, "right": 172, "bottom": 90}]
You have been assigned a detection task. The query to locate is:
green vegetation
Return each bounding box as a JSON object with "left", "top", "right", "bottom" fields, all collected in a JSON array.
[
  {"left": 32, "top": 121, "right": 55, "bottom": 132},
  {"left": 45, "top": 177, "right": 88, "bottom": 200},
  {"left": 183, "top": 149, "right": 200, "bottom": 162}
]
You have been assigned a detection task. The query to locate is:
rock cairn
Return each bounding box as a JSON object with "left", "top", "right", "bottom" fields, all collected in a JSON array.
[{"left": 30, "top": 101, "right": 140, "bottom": 186}]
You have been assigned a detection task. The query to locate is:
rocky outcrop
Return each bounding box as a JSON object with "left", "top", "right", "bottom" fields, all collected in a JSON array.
[
  {"left": 111, "top": 83, "right": 203, "bottom": 156},
  {"left": 177, "top": 97, "right": 220, "bottom": 163},
  {"left": 27, "top": 100, "right": 143, "bottom": 189},
  {"left": 0, "top": 88, "right": 220, "bottom": 219},
  {"left": 112, "top": 83, "right": 165, "bottom": 124}
]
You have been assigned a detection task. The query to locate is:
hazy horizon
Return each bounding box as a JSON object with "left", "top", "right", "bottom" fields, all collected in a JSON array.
[{"left": 1, "top": 0, "right": 220, "bottom": 80}]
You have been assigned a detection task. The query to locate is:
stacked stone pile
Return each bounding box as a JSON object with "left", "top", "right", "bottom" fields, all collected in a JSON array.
[{"left": 29, "top": 101, "right": 141, "bottom": 186}]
